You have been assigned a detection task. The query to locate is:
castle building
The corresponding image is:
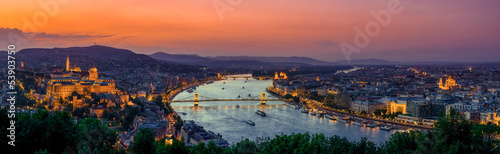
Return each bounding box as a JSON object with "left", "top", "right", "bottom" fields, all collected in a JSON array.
[
  {"left": 47, "top": 57, "right": 115, "bottom": 99},
  {"left": 438, "top": 70, "right": 459, "bottom": 90}
]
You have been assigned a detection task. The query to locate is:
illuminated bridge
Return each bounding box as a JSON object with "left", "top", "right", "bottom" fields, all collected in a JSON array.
[
  {"left": 170, "top": 92, "right": 284, "bottom": 106},
  {"left": 224, "top": 74, "right": 253, "bottom": 80},
  {"left": 223, "top": 74, "right": 272, "bottom": 80}
]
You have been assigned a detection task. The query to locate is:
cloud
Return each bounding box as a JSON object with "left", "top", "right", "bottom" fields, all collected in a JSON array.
[
  {"left": 313, "top": 40, "right": 338, "bottom": 48},
  {"left": 34, "top": 32, "right": 113, "bottom": 39}
]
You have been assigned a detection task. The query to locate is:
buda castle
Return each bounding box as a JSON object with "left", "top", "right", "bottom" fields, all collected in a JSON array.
[{"left": 46, "top": 55, "right": 115, "bottom": 99}]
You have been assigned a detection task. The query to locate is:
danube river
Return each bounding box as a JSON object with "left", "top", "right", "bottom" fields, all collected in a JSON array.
[{"left": 171, "top": 78, "right": 393, "bottom": 145}]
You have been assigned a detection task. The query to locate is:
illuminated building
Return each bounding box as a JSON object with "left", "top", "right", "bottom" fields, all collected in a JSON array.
[
  {"left": 65, "top": 55, "right": 82, "bottom": 72},
  {"left": 47, "top": 57, "right": 115, "bottom": 99},
  {"left": 438, "top": 70, "right": 458, "bottom": 90},
  {"left": 386, "top": 100, "right": 407, "bottom": 114},
  {"left": 274, "top": 71, "right": 288, "bottom": 80}
]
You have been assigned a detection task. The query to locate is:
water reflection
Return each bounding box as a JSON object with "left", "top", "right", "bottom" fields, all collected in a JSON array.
[{"left": 172, "top": 78, "right": 393, "bottom": 145}]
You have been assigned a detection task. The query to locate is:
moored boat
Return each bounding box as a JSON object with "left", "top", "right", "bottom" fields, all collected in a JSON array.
[
  {"left": 380, "top": 125, "right": 393, "bottom": 131},
  {"left": 352, "top": 120, "right": 363, "bottom": 126},
  {"left": 329, "top": 116, "right": 338, "bottom": 120}
]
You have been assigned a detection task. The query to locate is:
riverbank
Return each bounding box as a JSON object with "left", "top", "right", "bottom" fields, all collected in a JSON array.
[
  {"left": 267, "top": 86, "right": 433, "bottom": 131},
  {"left": 166, "top": 78, "right": 220, "bottom": 102}
]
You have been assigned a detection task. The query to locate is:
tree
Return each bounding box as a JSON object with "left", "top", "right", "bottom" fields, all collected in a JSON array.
[
  {"left": 373, "top": 109, "right": 387, "bottom": 117},
  {"left": 360, "top": 111, "right": 367, "bottom": 115},
  {"left": 76, "top": 118, "right": 117, "bottom": 153},
  {"left": 433, "top": 110, "right": 474, "bottom": 153},
  {"left": 382, "top": 131, "right": 422, "bottom": 154},
  {"left": 9, "top": 110, "right": 77, "bottom": 154},
  {"left": 156, "top": 137, "right": 189, "bottom": 154},
  {"left": 174, "top": 120, "right": 184, "bottom": 131},
  {"left": 130, "top": 128, "right": 156, "bottom": 154},
  {"left": 122, "top": 105, "right": 140, "bottom": 130},
  {"left": 73, "top": 107, "right": 89, "bottom": 119}
]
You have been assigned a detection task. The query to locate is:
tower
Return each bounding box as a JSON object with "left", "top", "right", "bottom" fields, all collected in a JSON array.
[
  {"left": 194, "top": 92, "right": 199, "bottom": 106},
  {"left": 260, "top": 92, "right": 266, "bottom": 105},
  {"left": 89, "top": 66, "right": 98, "bottom": 80},
  {"left": 66, "top": 55, "right": 70, "bottom": 71}
]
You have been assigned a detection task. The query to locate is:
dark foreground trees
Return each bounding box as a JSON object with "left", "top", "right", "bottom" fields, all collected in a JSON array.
[
  {"left": 2, "top": 108, "right": 500, "bottom": 153},
  {"left": 0, "top": 109, "right": 118, "bottom": 153}
]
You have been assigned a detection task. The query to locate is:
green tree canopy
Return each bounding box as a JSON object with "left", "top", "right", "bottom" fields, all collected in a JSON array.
[{"left": 130, "top": 128, "right": 156, "bottom": 154}]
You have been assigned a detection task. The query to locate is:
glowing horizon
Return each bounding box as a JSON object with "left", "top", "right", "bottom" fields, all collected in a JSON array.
[{"left": 1, "top": 0, "right": 499, "bottom": 62}]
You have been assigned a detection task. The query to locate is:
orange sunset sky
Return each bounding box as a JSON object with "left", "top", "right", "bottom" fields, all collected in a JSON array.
[{"left": 1, "top": 0, "right": 499, "bottom": 62}]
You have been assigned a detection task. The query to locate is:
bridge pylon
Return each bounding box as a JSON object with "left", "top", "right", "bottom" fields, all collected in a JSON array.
[
  {"left": 260, "top": 92, "right": 266, "bottom": 105},
  {"left": 194, "top": 92, "right": 199, "bottom": 106}
]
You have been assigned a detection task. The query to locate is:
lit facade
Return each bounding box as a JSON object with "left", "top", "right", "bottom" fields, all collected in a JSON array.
[
  {"left": 387, "top": 100, "right": 407, "bottom": 114},
  {"left": 47, "top": 57, "right": 115, "bottom": 99},
  {"left": 439, "top": 70, "right": 458, "bottom": 90},
  {"left": 274, "top": 71, "right": 288, "bottom": 80}
]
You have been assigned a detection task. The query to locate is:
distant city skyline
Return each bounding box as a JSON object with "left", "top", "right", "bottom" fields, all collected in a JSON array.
[{"left": 1, "top": 0, "right": 500, "bottom": 62}]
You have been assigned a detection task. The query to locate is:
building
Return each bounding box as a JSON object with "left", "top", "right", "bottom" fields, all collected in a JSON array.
[
  {"left": 384, "top": 98, "right": 407, "bottom": 114},
  {"left": 65, "top": 55, "right": 82, "bottom": 72},
  {"left": 464, "top": 111, "right": 481, "bottom": 123},
  {"left": 350, "top": 96, "right": 385, "bottom": 114},
  {"left": 89, "top": 105, "right": 105, "bottom": 117},
  {"left": 139, "top": 122, "right": 168, "bottom": 140},
  {"left": 46, "top": 56, "right": 115, "bottom": 99},
  {"left": 439, "top": 70, "right": 459, "bottom": 90},
  {"left": 274, "top": 71, "right": 288, "bottom": 80}
]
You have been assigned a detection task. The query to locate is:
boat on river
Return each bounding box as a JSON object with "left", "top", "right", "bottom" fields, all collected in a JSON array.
[
  {"left": 329, "top": 116, "right": 338, "bottom": 121},
  {"left": 186, "top": 88, "right": 194, "bottom": 93},
  {"left": 352, "top": 120, "right": 363, "bottom": 126},
  {"left": 246, "top": 120, "right": 255, "bottom": 126},
  {"left": 316, "top": 111, "right": 325, "bottom": 117},
  {"left": 380, "top": 125, "right": 393, "bottom": 131},
  {"left": 256, "top": 110, "right": 266, "bottom": 116}
]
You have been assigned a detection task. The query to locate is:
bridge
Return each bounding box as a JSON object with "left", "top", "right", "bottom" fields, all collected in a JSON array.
[
  {"left": 224, "top": 74, "right": 253, "bottom": 80},
  {"left": 170, "top": 92, "right": 284, "bottom": 106}
]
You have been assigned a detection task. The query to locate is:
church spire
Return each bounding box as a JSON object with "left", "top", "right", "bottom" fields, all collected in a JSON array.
[{"left": 66, "top": 55, "right": 70, "bottom": 71}]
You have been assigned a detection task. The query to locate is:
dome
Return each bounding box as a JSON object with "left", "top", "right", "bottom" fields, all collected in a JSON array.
[{"left": 89, "top": 67, "right": 97, "bottom": 72}]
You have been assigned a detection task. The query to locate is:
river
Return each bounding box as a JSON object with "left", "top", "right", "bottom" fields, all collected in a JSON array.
[{"left": 171, "top": 77, "right": 394, "bottom": 145}]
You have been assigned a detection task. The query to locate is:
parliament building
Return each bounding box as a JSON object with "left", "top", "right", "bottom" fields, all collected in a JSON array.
[{"left": 46, "top": 56, "right": 115, "bottom": 99}]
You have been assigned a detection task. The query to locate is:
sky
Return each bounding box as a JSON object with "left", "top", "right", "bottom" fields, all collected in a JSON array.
[{"left": 1, "top": 0, "right": 499, "bottom": 62}]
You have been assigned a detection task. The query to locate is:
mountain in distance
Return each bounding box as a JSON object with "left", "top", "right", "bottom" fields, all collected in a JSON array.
[
  {"left": 18, "top": 45, "right": 152, "bottom": 59},
  {"left": 208, "top": 56, "right": 336, "bottom": 65},
  {"left": 334, "top": 58, "right": 393, "bottom": 65},
  {"left": 149, "top": 52, "right": 314, "bottom": 68},
  {"left": 149, "top": 52, "right": 335, "bottom": 66},
  {"left": 10, "top": 45, "right": 204, "bottom": 73},
  {"left": 149, "top": 52, "right": 213, "bottom": 63}
]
